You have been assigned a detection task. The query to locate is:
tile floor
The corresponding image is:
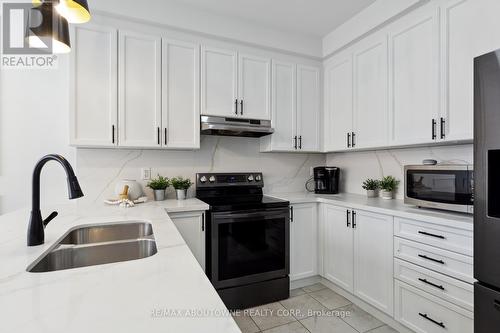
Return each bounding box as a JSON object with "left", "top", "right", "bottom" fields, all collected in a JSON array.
[{"left": 232, "top": 282, "right": 400, "bottom": 333}]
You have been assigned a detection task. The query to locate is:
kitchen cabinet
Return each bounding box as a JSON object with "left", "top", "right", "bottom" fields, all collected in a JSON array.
[
  {"left": 290, "top": 203, "right": 318, "bottom": 280},
  {"left": 169, "top": 211, "right": 206, "bottom": 270},
  {"left": 261, "top": 61, "right": 321, "bottom": 152},
  {"left": 388, "top": 5, "right": 440, "bottom": 146},
  {"left": 162, "top": 39, "right": 200, "bottom": 149},
  {"left": 118, "top": 30, "right": 162, "bottom": 147},
  {"left": 201, "top": 47, "right": 270, "bottom": 120},
  {"left": 70, "top": 23, "right": 118, "bottom": 147}
]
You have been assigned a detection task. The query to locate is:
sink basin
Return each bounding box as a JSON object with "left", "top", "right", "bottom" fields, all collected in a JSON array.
[
  {"left": 27, "top": 222, "right": 158, "bottom": 273},
  {"left": 59, "top": 222, "right": 153, "bottom": 245}
]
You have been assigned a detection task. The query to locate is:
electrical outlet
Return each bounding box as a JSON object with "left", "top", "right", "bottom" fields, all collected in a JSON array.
[{"left": 141, "top": 168, "right": 151, "bottom": 180}]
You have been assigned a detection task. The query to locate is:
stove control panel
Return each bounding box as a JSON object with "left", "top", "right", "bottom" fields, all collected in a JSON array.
[{"left": 196, "top": 173, "right": 264, "bottom": 188}]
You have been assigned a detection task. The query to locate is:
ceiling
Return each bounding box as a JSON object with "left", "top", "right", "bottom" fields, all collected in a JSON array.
[{"left": 169, "top": 0, "right": 377, "bottom": 37}]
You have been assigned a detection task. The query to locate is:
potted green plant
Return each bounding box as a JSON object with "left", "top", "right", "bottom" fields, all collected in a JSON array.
[
  {"left": 170, "top": 177, "right": 193, "bottom": 200},
  {"left": 379, "top": 176, "right": 400, "bottom": 200},
  {"left": 362, "top": 178, "right": 380, "bottom": 198},
  {"left": 147, "top": 175, "right": 169, "bottom": 201}
]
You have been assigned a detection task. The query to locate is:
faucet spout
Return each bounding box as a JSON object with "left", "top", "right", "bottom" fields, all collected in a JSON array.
[{"left": 27, "top": 154, "right": 84, "bottom": 246}]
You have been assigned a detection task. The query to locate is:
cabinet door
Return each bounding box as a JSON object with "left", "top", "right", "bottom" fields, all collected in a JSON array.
[
  {"left": 267, "top": 60, "right": 296, "bottom": 151},
  {"left": 389, "top": 6, "right": 440, "bottom": 146},
  {"left": 290, "top": 203, "right": 317, "bottom": 280},
  {"left": 323, "top": 204, "right": 354, "bottom": 293},
  {"left": 238, "top": 54, "right": 271, "bottom": 120},
  {"left": 118, "top": 30, "right": 161, "bottom": 147},
  {"left": 162, "top": 40, "right": 200, "bottom": 149},
  {"left": 170, "top": 212, "right": 205, "bottom": 271},
  {"left": 443, "top": 0, "right": 500, "bottom": 141},
  {"left": 353, "top": 34, "right": 388, "bottom": 149},
  {"left": 297, "top": 65, "right": 321, "bottom": 152},
  {"left": 201, "top": 46, "right": 238, "bottom": 117},
  {"left": 324, "top": 52, "right": 353, "bottom": 152},
  {"left": 353, "top": 210, "right": 394, "bottom": 315},
  {"left": 70, "top": 24, "right": 117, "bottom": 147}
]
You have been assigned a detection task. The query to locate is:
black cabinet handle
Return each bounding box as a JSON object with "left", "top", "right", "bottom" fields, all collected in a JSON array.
[
  {"left": 346, "top": 210, "right": 351, "bottom": 228},
  {"left": 418, "top": 278, "right": 445, "bottom": 291},
  {"left": 418, "top": 230, "right": 445, "bottom": 239},
  {"left": 112, "top": 125, "right": 115, "bottom": 144},
  {"left": 157, "top": 127, "right": 160, "bottom": 145},
  {"left": 419, "top": 313, "right": 445, "bottom": 328},
  {"left": 240, "top": 100, "right": 243, "bottom": 115},
  {"left": 432, "top": 119, "right": 437, "bottom": 140},
  {"left": 347, "top": 132, "right": 351, "bottom": 148},
  {"left": 299, "top": 136, "right": 302, "bottom": 149},
  {"left": 418, "top": 254, "right": 445, "bottom": 264},
  {"left": 164, "top": 128, "right": 167, "bottom": 145},
  {"left": 202, "top": 213, "right": 205, "bottom": 231},
  {"left": 294, "top": 136, "right": 298, "bottom": 149},
  {"left": 352, "top": 132, "right": 356, "bottom": 147},
  {"left": 352, "top": 211, "right": 357, "bottom": 228},
  {"left": 290, "top": 206, "right": 294, "bottom": 222},
  {"left": 235, "top": 99, "right": 238, "bottom": 115},
  {"left": 440, "top": 117, "right": 446, "bottom": 139}
]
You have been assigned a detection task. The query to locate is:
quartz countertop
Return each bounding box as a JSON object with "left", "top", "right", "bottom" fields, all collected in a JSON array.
[
  {"left": 0, "top": 201, "right": 239, "bottom": 333},
  {"left": 267, "top": 192, "right": 473, "bottom": 230}
]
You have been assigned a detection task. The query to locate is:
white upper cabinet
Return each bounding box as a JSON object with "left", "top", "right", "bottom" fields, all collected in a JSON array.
[
  {"left": 352, "top": 33, "right": 388, "bottom": 149},
  {"left": 324, "top": 51, "right": 353, "bottom": 152},
  {"left": 442, "top": 0, "right": 500, "bottom": 142},
  {"left": 201, "top": 46, "right": 238, "bottom": 118},
  {"left": 162, "top": 40, "right": 200, "bottom": 149},
  {"left": 290, "top": 203, "right": 318, "bottom": 280},
  {"left": 238, "top": 54, "right": 271, "bottom": 120},
  {"left": 388, "top": 5, "right": 440, "bottom": 146},
  {"left": 70, "top": 23, "right": 117, "bottom": 147},
  {"left": 118, "top": 30, "right": 162, "bottom": 147},
  {"left": 297, "top": 65, "right": 321, "bottom": 152}
]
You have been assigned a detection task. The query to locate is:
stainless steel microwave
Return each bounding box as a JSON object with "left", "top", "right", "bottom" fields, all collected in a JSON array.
[{"left": 404, "top": 164, "right": 474, "bottom": 214}]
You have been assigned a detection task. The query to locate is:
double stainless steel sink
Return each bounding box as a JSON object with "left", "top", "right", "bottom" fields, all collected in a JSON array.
[{"left": 27, "top": 222, "right": 158, "bottom": 273}]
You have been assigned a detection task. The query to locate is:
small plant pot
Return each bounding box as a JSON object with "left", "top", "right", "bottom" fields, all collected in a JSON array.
[
  {"left": 366, "top": 190, "right": 377, "bottom": 198},
  {"left": 381, "top": 190, "right": 393, "bottom": 200},
  {"left": 176, "top": 189, "right": 187, "bottom": 200},
  {"left": 153, "top": 189, "right": 166, "bottom": 201}
]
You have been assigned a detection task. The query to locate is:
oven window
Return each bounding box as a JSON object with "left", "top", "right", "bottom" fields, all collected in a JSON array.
[
  {"left": 406, "top": 170, "right": 472, "bottom": 204},
  {"left": 217, "top": 215, "right": 286, "bottom": 281}
]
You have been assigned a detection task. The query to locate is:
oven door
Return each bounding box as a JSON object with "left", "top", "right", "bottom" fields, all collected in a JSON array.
[
  {"left": 405, "top": 166, "right": 473, "bottom": 211},
  {"left": 210, "top": 207, "right": 289, "bottom": 289}
]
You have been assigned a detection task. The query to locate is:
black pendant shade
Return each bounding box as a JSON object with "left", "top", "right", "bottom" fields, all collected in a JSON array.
[
  {"left": 55, "top": 0, "right": 91, "bottom": 24},
  {"left": 27, "top": 3, "right": 71, "bottom": 54}
]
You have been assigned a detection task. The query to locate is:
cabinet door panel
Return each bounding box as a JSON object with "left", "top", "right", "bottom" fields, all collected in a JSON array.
[
  {"left": 118, "top": 31, "right": 161, "bottom": 147},
  {"left": 170, "top": 212, "right": 205, "bottom": 271},
  {"left": 389, "top": 7, "right": 439, "bottom": 145},
  {"left": 353, "top": 34, "right": 388, "bottom": 149},
  {"left": 290, "top": 204, "right": 317, "bottom": 280},
  {"left": 354, "top": 210, "right": 394, "bottom": 315},
  {"left": 238, "top": 54, "right": 271, "bottom": 120},
  {"left": 323, "top": 205, "right": 354, "bottom": 292},
  {"left": 297, "top": 65, "right": 321, "bottom": 152},
  {"left": 70, "top": 24, "right": 117, "bottom": 147},
  {"left": 162, "top": 40, "right": 200, "bottom": 149},
  {"left": 201, "top": 47, "right": 238, "bottom": 117},
  {"left": 324, "top": 53, "right": 353, "bottom": 151}
]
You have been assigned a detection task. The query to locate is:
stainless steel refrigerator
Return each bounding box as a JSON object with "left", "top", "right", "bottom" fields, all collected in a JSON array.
[{"left": 474, "top": 49, "right": 500, "bottom": 331}]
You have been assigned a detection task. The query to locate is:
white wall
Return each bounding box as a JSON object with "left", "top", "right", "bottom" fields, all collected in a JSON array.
[{"left": 326, "top": 144, "right": 473, "bottom": 199}]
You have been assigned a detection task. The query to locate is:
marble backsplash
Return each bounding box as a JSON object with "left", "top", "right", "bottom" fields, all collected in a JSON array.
[
  {"left": 75, "top": 136, "right": 326, "bottom": 206},
  {"left": 326, "top": 144, "right": 473, "bottom": 199}
]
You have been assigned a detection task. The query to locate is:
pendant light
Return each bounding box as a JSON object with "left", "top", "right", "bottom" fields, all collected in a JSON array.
[
  {"left": 33, "top": 0, "right": 91, "bottom": 24},
  {"left": 27, "top": 3, "right": 71, "bottom": 54}
]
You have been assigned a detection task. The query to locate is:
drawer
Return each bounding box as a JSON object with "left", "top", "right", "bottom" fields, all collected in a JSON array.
[
  {"left": 395, "top": 280, "right": 473, "bottom": 333},
  {"left": 394, "top": 237, "right": 473, "bottom": 283},
  {"left": 394, "top": 217, "right": 473, "bottom": 256},
  {"left": 394, "top": 258, "right": 473, "bottom": 311}
]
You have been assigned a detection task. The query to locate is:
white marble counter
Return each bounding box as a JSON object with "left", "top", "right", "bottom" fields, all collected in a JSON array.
[
  {"left": 268, "top": 192, "right": 473, "bottom": 230},
  {"left": 0, "top": 202, "right": 239, "bottom": 333},
  {"left": 149, "top": 198, "right": 210, "bottom": 213}
]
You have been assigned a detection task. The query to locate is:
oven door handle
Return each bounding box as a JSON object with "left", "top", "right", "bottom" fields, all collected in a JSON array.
[{"left": 213, "top": 209, "right": 289, "bottom": 221}]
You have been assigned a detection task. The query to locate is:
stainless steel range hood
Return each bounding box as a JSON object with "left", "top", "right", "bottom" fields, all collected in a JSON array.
[{"left": 200, "top": 116, "right": 274, "bottom": 138}]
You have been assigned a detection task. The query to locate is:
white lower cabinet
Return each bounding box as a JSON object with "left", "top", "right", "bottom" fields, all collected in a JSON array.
[
  {"left": 290, "top": 203, "right": 318, "bottom": 280},
  {"left": 169, "top": 211, "right": 205, "bottom": 271}
]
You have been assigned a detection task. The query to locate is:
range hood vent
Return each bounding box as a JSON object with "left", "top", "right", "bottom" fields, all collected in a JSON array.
[{"left": 200, "top": 116, "right": 274, "bottom": 138}]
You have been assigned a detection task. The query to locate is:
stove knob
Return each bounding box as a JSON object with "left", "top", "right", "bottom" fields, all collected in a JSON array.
[
  {"left": 247, "top": 175, "right": 254, "bottom": 182},
  {"left": 209, "top": 176, "right": 216, "bottom": 183},
  {"left": 199, "top": 176, "right": 207, "bottom": 183},
  {"left": 255, "top": 174, "right": 262, "bottom": 182}
]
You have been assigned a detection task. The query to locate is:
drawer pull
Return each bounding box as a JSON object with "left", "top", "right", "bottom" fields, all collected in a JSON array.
[
  {"left": 418, "top": 230, "right": 445, "bottom": 239},
  {"left": 419, "top": 312, "right": 445, "bottom": 328},
  {"left": 418, "top": 278, "right": 445, "bottom": 291},
  {"left": 418, "top": 254, "right": 445, "bottom": 265}
]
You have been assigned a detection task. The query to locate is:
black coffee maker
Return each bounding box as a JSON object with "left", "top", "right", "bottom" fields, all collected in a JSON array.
[{"left": 313, "top": 167, "right": 340, "bottom": 194}]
